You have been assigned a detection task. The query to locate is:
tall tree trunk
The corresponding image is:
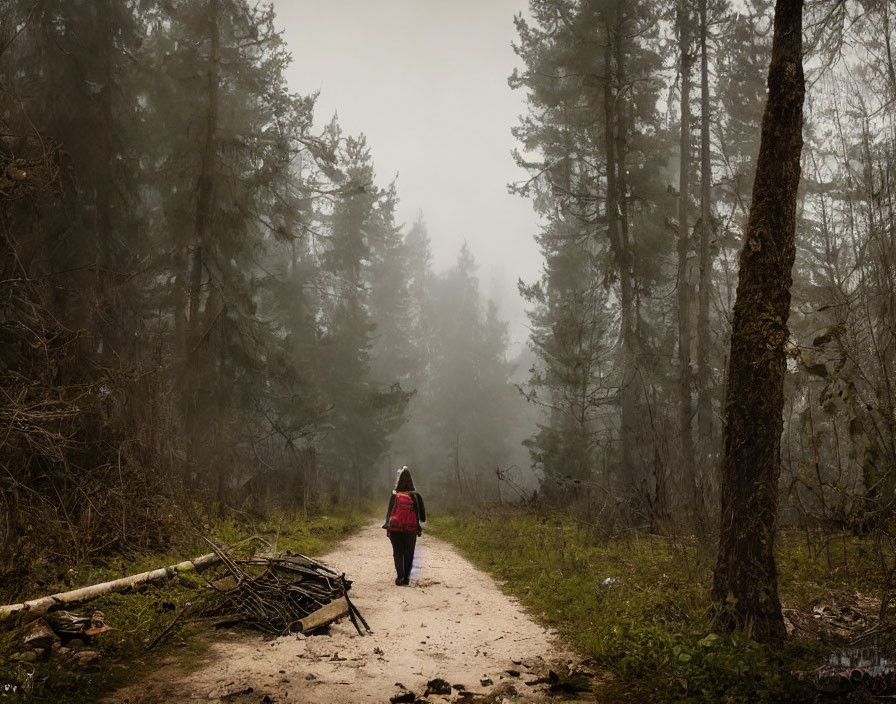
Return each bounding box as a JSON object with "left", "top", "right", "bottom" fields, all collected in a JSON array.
[
  {"left": 676, "top": 3, "right": 696, "bottom": 512},
  {"left": 187, "top": 0, "right": 219, "bottom": 353},
  {"left": 184, "top": 0, "right": 219, "bottom": 460},
  {"left": 696, "top": 0, "right": 713, "bottom": 475},
  {"left": 95, "top": 0, "right": 116, "bottom": 357},
  {"left": 711, "top": 0, "right": 804, "bottom": 643},
  {"left": 603, "top": 17, "right": 639, "bottom": 498}
]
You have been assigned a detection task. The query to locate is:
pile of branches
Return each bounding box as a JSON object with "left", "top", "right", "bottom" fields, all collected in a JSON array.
[{"left": 200, "top": 540, "right": 369, "bottom": 637}]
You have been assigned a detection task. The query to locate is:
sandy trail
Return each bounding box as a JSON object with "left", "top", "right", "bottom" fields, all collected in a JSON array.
[{"left": 107, "top": 521, "right": 578, "bottom": 703}]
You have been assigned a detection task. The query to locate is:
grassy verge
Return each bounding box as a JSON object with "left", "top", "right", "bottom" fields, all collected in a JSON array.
[
  {"left": 0, "top": 504, "right": 373, "bottom": 703},
  {"left": 429, "top": 509, "right": 882, "bottom": 703}
]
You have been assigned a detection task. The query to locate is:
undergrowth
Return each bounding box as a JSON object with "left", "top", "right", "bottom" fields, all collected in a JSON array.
[
  {"left": 0, "top": 503, "right": 373, "bottom": 703},
  {"left": 428, "top": 509, "right": 871, "bottom": 703}
]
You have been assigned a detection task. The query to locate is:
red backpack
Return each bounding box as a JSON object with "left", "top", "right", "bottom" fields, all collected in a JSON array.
[{"left": 388, "top": 492, "right": 419, "bottom": 532}]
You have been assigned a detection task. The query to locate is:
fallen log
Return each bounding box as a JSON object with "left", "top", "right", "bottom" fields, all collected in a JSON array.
[
  {"left": 1, "top": 551, "right": 221, "bottom": 623},
  {"left": 298, "top": 596, "right": 349, "bottom": 633}
]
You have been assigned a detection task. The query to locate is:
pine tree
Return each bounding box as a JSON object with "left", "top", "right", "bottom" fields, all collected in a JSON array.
[
  {"left": 412, "top": 245, "right": 520, "bottom": 502},
  {"left": 367, "top": 183, "right": 420, "bottom": 390},
  {"left": 511, "top": 0, "right": 671, "bottom": 513},
  {"left": 316, "top": 134, "right": 410, "bottom": 497},
  {"left": 139, "top": 0, "right": 334, "bottom": 499}
]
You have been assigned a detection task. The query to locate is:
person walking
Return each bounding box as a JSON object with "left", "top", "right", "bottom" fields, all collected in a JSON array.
[{"left": 383, "top": 466, "right": 426, "bottom": 585}]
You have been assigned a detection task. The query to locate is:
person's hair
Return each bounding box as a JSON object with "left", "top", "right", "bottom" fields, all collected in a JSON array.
[{"left": 395, "top": 467, "right": 415, "bottom": 492}]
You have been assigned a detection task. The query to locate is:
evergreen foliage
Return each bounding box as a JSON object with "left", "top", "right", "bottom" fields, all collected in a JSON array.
[
  {"left": 0, "top": 0, "right": 524, "bottom": 579},
  {"left": 509, "top": 0, "right": 896, "bottom": 542}
]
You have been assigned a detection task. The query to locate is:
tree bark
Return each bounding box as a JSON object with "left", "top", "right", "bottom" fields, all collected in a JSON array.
[
  {"left": 676, "top": 3, "right": 696, "bottom": 509},
  {"left": 696, "top": 0, "right": 713, "bottom": 472},
  {"left": 95, "top": 0, "right": 117, "bottom": 356},
  {"left": 187, "top": 0, "right": 220, "bottom": 352},
  {"left": 711, "top": 0, "right": 804, "bottom": 643},
  {"left": 603, "top": 15, "right": 639, "bottom": 497},
  {"left": 183, "top": 0, "right": 219, "bottom": 456}
]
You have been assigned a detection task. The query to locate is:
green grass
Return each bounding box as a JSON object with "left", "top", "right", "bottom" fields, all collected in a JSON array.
[
  {"left": 776, "top": 530, "right": 887, "bottom": 606},
  {"left": 428, "top": 510, "right": 865, "bottom": 703},
  {"left": 0, "top": 504, "right": 373, "bottom": 703}
]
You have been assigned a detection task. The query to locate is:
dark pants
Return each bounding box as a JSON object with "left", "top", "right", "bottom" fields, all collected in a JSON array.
[{"left": 389, "top": 531, "right": 417, "bottom": 582}]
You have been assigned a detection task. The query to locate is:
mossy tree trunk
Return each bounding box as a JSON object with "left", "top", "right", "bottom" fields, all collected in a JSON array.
[{"left": 711, "top": 0, "right": 804, "bottom": 643}]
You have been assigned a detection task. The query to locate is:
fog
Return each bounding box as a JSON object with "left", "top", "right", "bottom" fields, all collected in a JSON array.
[
  {"left": 272, "top": 0, "right": 541, "bottom": 349},
  {"left": 5, "top": 0, "right": 896, "bottom": 608}
]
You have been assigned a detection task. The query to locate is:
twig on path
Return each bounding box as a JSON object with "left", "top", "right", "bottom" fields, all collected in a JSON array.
[
  {"left": 146, "top": 601, "right": 192, "bottom": 650},
  {"left": 341, "top": 575, "right": 371, "bottom": 635}
]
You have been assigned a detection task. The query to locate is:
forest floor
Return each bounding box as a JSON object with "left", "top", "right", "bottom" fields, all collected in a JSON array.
[{"left": 104, "top": 521, "right": 593, "bottom": 704}]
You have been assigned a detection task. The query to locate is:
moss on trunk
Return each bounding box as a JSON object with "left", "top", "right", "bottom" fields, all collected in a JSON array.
[{"left": 710, "top": 0, "right": 805, "bottom": 643}]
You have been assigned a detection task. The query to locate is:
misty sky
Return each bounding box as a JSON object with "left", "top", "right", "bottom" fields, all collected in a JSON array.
[{"left": 271, "top": 1, "right": 541, "bottom": 348}]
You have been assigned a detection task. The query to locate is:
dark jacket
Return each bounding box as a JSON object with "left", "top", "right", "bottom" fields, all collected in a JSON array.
[{"left": 383, "top": 491, "right": 426, "bottom": 532}]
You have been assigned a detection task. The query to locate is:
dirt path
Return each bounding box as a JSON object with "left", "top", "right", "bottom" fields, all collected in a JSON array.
[{"left": 107, "top": 521, "right": 582, "bottom": 703}]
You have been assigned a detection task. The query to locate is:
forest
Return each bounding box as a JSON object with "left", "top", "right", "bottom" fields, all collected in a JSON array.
[
  {"left": 0, "top": 0, "right": 532, "bottom": 561},
  {"left": 1, "top": 0, "right": 896, "bottom": 702}
]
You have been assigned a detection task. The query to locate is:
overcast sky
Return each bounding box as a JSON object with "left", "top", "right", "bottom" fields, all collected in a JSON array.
[{"left": 271, "top": 0, "right": 541, "bottom": 348}]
